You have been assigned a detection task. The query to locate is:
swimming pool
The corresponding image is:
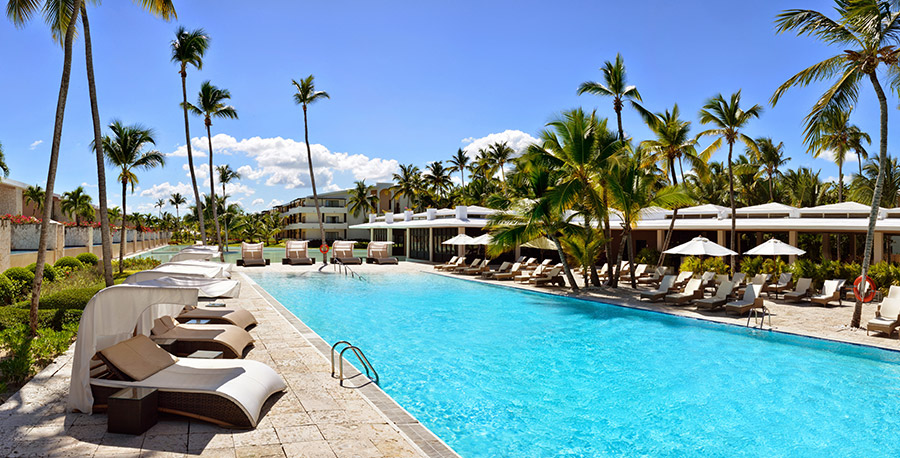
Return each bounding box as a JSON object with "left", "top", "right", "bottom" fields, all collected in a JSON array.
[
  {"left": 139, "top": 245, "right": 369, "bottom": 264},
  {"left": 251, "top": 271, "right": 900, "bottom": 457}
]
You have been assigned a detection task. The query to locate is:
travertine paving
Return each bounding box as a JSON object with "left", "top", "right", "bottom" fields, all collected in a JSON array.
[{"left": 0, "top": 269, "right": 433, "bottom": 458}]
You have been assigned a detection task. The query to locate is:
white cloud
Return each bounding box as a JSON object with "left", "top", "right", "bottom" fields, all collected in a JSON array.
[
  {"left": 29, "top": 140, "right": 43, "bottom": 150},
  {"left": 80, "top": 182, "right": 97, "bottom": 188},
  {"left": 825, "top": 175, "right": 853, "bottom": 185},
  {"left": 460, "top": 129, "right": 539, "bottom": 159},
  {"left": 172, "top": 134, "right": 400, "bottom": 190},
  {"left": 267, "top": 199, "right": 283, "bottom": 207},
  {"left": 818, "top": 149, "right": 860, "bottom": 164},
  {"left": 251, "top": 198, "right": 264, "bottom": 206},
  {"left": 140, "top": 182, "right": 195, "bottom": 201},
  {"left": 167, "top": 138, "right": 209, "bottom": 157}
]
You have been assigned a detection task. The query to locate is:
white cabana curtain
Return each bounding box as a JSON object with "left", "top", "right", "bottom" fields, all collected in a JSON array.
[
  {"left": 123, "top": 271, "right": 241, "bottom": 298},
  {"left": 367, "top": 241, "right": 393, "bottom": 257},
  {"left": 286, "top": 240, "right": 309, "bottom": 257},
  {"left": 68, "top": 285, "right": 199, "bottom": 415}
]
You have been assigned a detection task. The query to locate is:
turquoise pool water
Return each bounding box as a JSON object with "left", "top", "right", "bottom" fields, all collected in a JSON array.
[{"left": 251, "top": 272, "right": 900, "bottom": 457}]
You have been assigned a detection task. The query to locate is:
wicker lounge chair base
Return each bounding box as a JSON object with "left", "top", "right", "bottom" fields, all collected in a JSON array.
[
  {"left": 237, "top": 259, "right": 270, "bottom": 267},
  {"left": 282, "top": 257, "right": 314, "bottom": 265},
  {"left": 373, "top": 257, "right": 399, "bottom": 265},
  {"left": 177, "top": 308, "right": 257, "bottom": 330},
  {"left": 335, "top": 257, "right": 362, "bottom": 265}
]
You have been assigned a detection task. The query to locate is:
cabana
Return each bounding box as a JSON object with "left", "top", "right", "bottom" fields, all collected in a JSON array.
[
  {"left": 367, "top": 241, "right": 397, "bottom": 264},
  {"left": 68, "top": 285, "right": 285, "bottom": 428},
  {"left": 154, "top": 261, "right": 231, "bottom": 279},
  {"left": 282, "top": 240, "right": 314, "bottom": 265},
  {"left": 332, "top": 241, "right": 362, "bottom": 265},
  {"left": 170, "top": 251, "right": 214, "bottom": 262},
  {"left": 123, "top": 271, "right": 241, "bottom": 298}
]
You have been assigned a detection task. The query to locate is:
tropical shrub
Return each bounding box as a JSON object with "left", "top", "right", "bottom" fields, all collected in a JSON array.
[
  {"left": 790, "top": 259, "right": 819, "bottom": 283},
  {"left": 635, "top": 248, "right": 660, "bottom": 265},
  {"left": 739, "top": 256, "right": 765, "bottom": 276},
  {"left": 702, "top": 257, "right": 730, "bottom": 275},
  {"left": 36, "top": 286, "right": 102, "bottom": 310},
  {"left": 111, "top": 257, "right": 160, "bottom": 272},
  {"left": 0, "top": 307, "right": 81, "bottom": 331},
  {"left": 76, "top": 253, "right": 99, "bottom": 266},
  {"left": 0, "top": 323, "right": 77, "bottom": 385},
  {"left": 679, "top": 256, "right": 703, "bottom": 275},
  {"left": 3, "top": 267, "right": 34, "bottom": 299},
  {"left": 54, "top": 257, "right": 84, "bottom": 270},
  {"left": 760, "top": 258, "right": 788, "bottom": 276},
  {"left": 0, "top": 274, "right": 14, "bottom": 306},
  {"left": 26, "top": 263, "right": 57, "bottom": 282}
]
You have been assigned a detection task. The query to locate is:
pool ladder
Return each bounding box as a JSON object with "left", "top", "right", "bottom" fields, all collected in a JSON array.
[
  {"left": 331, "top": 341, "right": 379, "bottom": 387},
  {"left": 331, "top": 258, "right": 367, "bottom": 282}
]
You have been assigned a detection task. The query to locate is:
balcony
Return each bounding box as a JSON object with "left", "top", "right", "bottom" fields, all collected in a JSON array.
[
  {"left": 282, "top": 206, "right": 346, "bottom": 216},
  {"left": 284, "top": 222, "right": 347, "bottom": 230}
]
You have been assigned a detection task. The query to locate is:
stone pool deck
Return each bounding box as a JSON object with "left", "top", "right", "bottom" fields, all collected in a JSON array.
[{"left": 0, "top": 264, "right": 448, "bottom": 458}]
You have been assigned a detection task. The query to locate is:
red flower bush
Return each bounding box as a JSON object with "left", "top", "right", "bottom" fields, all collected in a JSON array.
[{"left": 0, "top": 214, "right": 41, "bottom": 224}]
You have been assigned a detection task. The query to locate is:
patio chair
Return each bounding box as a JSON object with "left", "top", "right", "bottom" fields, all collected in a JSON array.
[
  {"left": 670, "top": 271, "right": 693, "bottom": 291},
  {"left": 532, "top": 266, "right": 565, "bottom": 287},
  {"left": 765, "top": 272, "right": 793, "bottom": 298},
  {"left": 481, "top": 262, "right": 511, "bottom": 279},
  {"left": 282, "top": 240, "right": 314, "bottom": 265},
  {"left": 515, "top": 264, "right": 546, "bottom": 283},
  {"left": 622, "top": 264, "right": 648, "bottom": 282},
  {"left": 637, "top": 266, "right": 670, "bottom": 287},
  {"left": 639, "top": 275, "right": 676, "bottom": 302},
  {"left": 783, "top": 278, "right": 814, "bottom": 303},
  {"left": 435, "top": 257, "right": 463, "bottom": 271},
  {"left": 810, "top": 279, "right": 845, "bottom": 307},
  {"left": 494, "top": 263, "right": 525, "bottom": 281},
  {"left": 696, "top": 281, "right": 735, "bottom": 310},
  {"left": 149, "top": 315, "right": 254, "bottom": 359},
  {"left": 90, "top": 335, "right": 285, "bottom": 428},
  {"left": 239, "top": 242, "right": 267, "bottom": 267},
  {"left": 725, "top": 284, "right": 764, "bottom": 316},
  {"left": 452, "top": 258, "right": 481, "bottom": 273},
  {"left": 665, "top": 278, "right": 704, "bottom": 305},
  {"left": 462, "top": 259, "right": 491, "bottom": 275},
  {"left": 332, "top": 241, "right": 362, "bottom": 265},
  {"left": 371, "top": 247, "right": 399, "bottom": 265},
  {"left": 868, "top": 285, "right": 900, "bottom": 337},
  {"left": 730, "top": 272, "right": 747, "bottom": 287}
]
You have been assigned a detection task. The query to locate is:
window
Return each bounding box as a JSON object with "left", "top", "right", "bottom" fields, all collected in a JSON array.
[
  {"left": 432, "top": 228, "right": 457, "bottom": 263},
  {"left": 409, "top": 229, "right": 429, "bottom": 260},
  {"left": 373, "top": 229, "right": 388, "bottom": 241}
]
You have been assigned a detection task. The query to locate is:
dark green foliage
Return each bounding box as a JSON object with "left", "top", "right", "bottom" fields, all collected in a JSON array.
[
  {"left": 111, "top": 257, "right": 160, "bottom": 271},
  {"left": 0, "top": 324, "right": 77, "bottom": 385},
  {"left": 0, "top": 274, "right": 15, "bottom": 305},
  {"left": 679, "top": 256, "right": 730, "bottom": 276},
  {"left": 739, "top": 256, "right": 765, "bottom": 276},
  {"left": 26, "top": 263, "right": 58, "bottom": 282},
  {"left": 635, "top": 247, "right": 660, "bottom": 265},
  {"left": 54, "top": 256, "right": 84, "bottom": 270},
  {"left": 76, "top": 253, "right": 99, "bottom": 266},
  {"left": 0, "top": 307, "right": 81, "bottom": 331},
  {"left": 3, "top": 267, "right": 34, "bottom": 299},
  {"left": 36, "top": 286, "right": 102, "bottom": 310}
]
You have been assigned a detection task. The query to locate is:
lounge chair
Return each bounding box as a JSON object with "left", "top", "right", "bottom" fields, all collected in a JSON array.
[
  {"left": 736, "top": 273, "right": 769, "bottom": 296},
  {"left": 670, "top": 271, "right": 693, "bottom": 291},
  {"left": 724, "top": 284, "right": 764, "bottom": 316},
  {"left": 282, "top": 240, "right": 314, "bottom": 265},
  {"left": 177, "top": 304, "right": 257, "bottom": 330},
  {"left": 696, "top": 281, "right": 735, "bottom": 310},
  {"left": 124, "top": 271, "right": 240, "bottom": 298},
  {"left": 515, "top": 264, "right": 546, "bottom": 283},
  {"left": 452, "top": 258, "right": 481, "bottom": 273},
  {"left": 810, "top": 279, "right": 845, "bottom": 307},
  {"left": 622, "top": 264, "right": 648, "bottom": 282},
  {"left": 150, "top": 315, "right": 254, "bottom": 359},
  {"left": 481, "top": 262, "right": 511, "bottom": 279},
  {"left": 639, "top": 275, "right": 676, "bottom": 302},
  {"left": 867, "top": 286, "right": 900, "bottom": 337},
  {"left": 783, "top": 278, "right": 813, "bottom": 303},
  {"left": 367, "top": 241, "right": 398, "bottom": 264},
  {"left": 494, "top": 263, "right": 524, "bottom": 281},
  {"left": 89, "top": 335, "right": 285, "bottom": 428},
  {"left": 531, "top": 265, "right": 564, "bottom": 286},
  {"left": 435, "top": 257, "right": 462, "bottom": 270},
  {"left": 665, "top": 278, "right": 704, "bottom": 305},
  {"left": 765, "top": 273, "right": 793, "bottom": 298},
  {"left": 595, "top": 263, "right": 609, "bottom": 280},
  {"left": 170, "top": 251, "right": 214, "bottom": 262},
  {"left": 239, "top": 242, "right": 267, "bottom": 267},
  {"left": 154, "top": 262, "right": 231, "bottom": 279},
  {"left": 332, "top": 241, "right": 362, "bottom": 265},
  {"left": 637, "top": 266, "right": 669, "bottom": 287},
  {"left": 462, "top": 259, "right": 491, "bottom": 275},
  {"left": 731, "top": 272, "right": 747, "bottom": 287}
]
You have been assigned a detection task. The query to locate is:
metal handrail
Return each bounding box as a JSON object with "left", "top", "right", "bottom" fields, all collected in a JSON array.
[
  {"left": 330, "top": 341, "right": 379, "bottom": 387},
  {"left": 748, "top": 305, "right": 771, "bottom": 329},
  {"left": 331, "top": 257, "right": 366, "bottom": 281}
]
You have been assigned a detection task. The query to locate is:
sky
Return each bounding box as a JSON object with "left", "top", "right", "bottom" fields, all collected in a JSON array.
[{"left": 0, "top": 0, "right": 891, "bottom": 215}]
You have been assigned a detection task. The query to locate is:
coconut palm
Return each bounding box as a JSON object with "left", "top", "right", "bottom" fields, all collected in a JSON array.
[
  {"left": 487, "top": 141, "right": 515, "bottom": 183},
  {"left": 216, "top": 164, "right": 241, "bottom": 251},
  {"left": 447, "top": 148, "right": 470, "bottom": 187},
  {"left": 61, "top": 186, "right": 94, "bottom": 224},
  {"left": 107, "top": 206, "right": 122, "bottom": 226},
  {"left": 100, "top": 121, "right": 165, "bottom": 273},
  {"left": 697, "top": 91, "right": 762, "bottom": 271},
  {"left": 772, "top": 1, "right": 900, "bottom": 327},
  {"left": 470, "top": 149, "right": 494, "bottom": 182},
  {"left": 640, "top": 104, "right": 707, "bottom": 266},
  {"left": 348, "top": 181, "right": 378, "bottom": 217},
  {"left": 577, "top": 53, "right": 643, "bottom": 140},
  {"left": 8, "top": 0, "right": 85, "bottom": 333},
  {"left": 291, "top": 75, "right": 330, "bottom": 247},
  {"left": 783, "top": 167, "right": 832, "bottom": 208},
  {"left": 424, "top": 161, "right": 453, "bottom": 198},
  {"left": 171, "top": 26, "right": 209, "bottom": 244},
  {"left": 0, "top": 141, "right": 9, "bottom": 179},
  {"left": 750, "top": 137, "right": 791, "bottom": 201},
  {"left": 807, "top": 108, "right": 870, "bottom": 203},
  {"left": 391, "top": 164, "right": 422, "bottom": 210},
  {"left": 24, "top": 185, "right": 45, "bottom": 214},
  {"left": 168, "top": 192, "right": 186, "bottom": 233},
  {"left": 154, "top": 198, "right": 165, "bottom": 218},
  {"left": 186, "top": 81, "right": 238, "bottom": 260},
  {"left": 851, "top": 157, "right": 900, "bottom": 208}
]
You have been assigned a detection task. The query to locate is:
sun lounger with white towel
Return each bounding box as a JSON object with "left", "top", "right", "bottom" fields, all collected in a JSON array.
[
  {"left": 462, "top": 259, "right": 490, "bottom": 275},
  {"left": 531, "top": 265, "right": 564, "bottom": 286},
  {"left": 515, "top": 264, "right": 546, "bottom": 283},
  {"left": 124, "top": 271, "right": 241, "bottom": 298},
  {"left": 170, "top": 251, "right": 215, "bottom": 262},
  {"left": 283, "top": 240, "right": 314, "bottom": 265},
  {"left": 367, "top": 241, "right": 398, "bottom": 264},
  {"left": 68, "top": 285, "right": 285, "bottom": 427},
  {"left": 150, "top": 315, "right": 253, "bottom": 359},
  {"left": 867, "top": 285, "right": 900, "bottom": 337},
  {"left": 640, "top": 275, "right": 676, "bottom": 302},
  {"left": 810, "top": 279, "right": 845, "bottom": 307},
  {"left": 435, "top": 257, "right": 462, "bottom": 270},
  {"left": 671, "top": 271, "right": 693, "bottom": 291},
  {"left": 696, "top": 281, "right": 735, "bottom": 310},
  {"left": 453, "top": 258, "right": 481, "bottom": 273},
  {"left": 766, "top": 272, "right": 793, "bottom": 297},
  {"left": 481, "top": 262, "right": 511, "bottom": 279},
  {"left": 725, "top": 284, "right": 764, "bottom": 316},
  {"left": 637, "top": 266, "right": 668, "bottom": 286},
  {"left": 731, "top": 272, "right": 746, "bottom": 286}
]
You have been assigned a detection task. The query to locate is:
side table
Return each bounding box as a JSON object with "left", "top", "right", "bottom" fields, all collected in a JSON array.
[{"left": 108, "top": 387, "right": 158, "bottom": 435}]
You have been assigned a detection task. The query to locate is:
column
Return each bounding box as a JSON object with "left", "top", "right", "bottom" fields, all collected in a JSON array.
[
  {"left": 717, "top": 230, "right": 726, "bottom": 246},
  {"left": 457, "top": 227, "right": 465, "bottom": 258},
  {"left": 0, "top": 220, "right": 10, "bottom": 271},
  {"left": 874, "top": 232, "right": 884, "bottom": 263},
  {"left": 822, "top": 233, "right": 832, "bottom": 261},
  {"left": 428, "top": 227, "right": 433, "bottom": 262},
  {"left": 405, "top": 229, "right": 410, "bottom": 258},
  {"left": 788, "top": 231, "right": 798, "bottom": 263},
  {"left": 656, "top": 230, "right": 665, "bottom": 251}
]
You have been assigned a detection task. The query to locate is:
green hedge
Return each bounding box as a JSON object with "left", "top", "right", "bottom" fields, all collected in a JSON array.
[
  {"left": 76, "top": 253, "right": 99, "bottom": 266},
  {"left": 0, "top": 307, "right": 81, "bottom": 331},
  {"left": 54, "top": 257, "right": 84, "bottom": 270},
  {"left": 13, "top": 285, "right": 103, "bottom": 311},
  {"left": 27, "top": 263, "right": 58, "bottom": 282}
]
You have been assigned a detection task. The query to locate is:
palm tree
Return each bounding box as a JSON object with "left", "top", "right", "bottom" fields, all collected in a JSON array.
[
  {"left": 169, "top": 192, "right": 186, "bottom": 236},
  {"left": 391, "top": 164, "right": 422, "bottom": 210},
  {"left": 154, "top": 198, "right": 165, "bottom": 218},
  {"left": 100, "top": 121, "right": 165, "bottom": 273},
  {"left": 8, "top": 0, "right": 85, "bottom": 334},
  {"left": 424, "top": 161, "right": 453, "bottom": 199},
  {"left": 487, "top": 141, "right": 515, "bottom": 184},
  {"left": 577, "top": 53, "right": 643, "bottom": 141},
  {"left": 24, "top": 185, "right": 45, "bottom": 214},
  {"left": 640, "top": 104, "right": 706, "bottom": 267},
  {"left": 107, "top": 206, "right": 122, "bottom": 227},
  {"left": 216, "top": 164, "right": 241, "bottom": 251},
  {"left": 186, "top": 81, "right": 238, "bottom": 260},
  {"left": 851, "top": 157, "right": 900, "bottom": 208},
  {"left": 291, "top": 75, "right": 330, "bottom": 248},
  {"left": 697, "top": 91, "right": 762, "bottom": 272},
  {"left": 751, "top": 137, "right": 790, "bottom": 201},
  {"left": 772, "top": 1, "right": 900, "bottom": 327},
  {"left": 807, "top": 108, "right": 870, "bottom": 203},
  {"left": 447, "top": 148, "right": 470, "bottom": 187},
  {"left": 0, "top": 141, "right": 9, "bottom": 179},
  {"left": 61, "top": 186, "right": 94, "bottom": 224},
  {"left": 171, "top": 26, "right": 209, "bottom": 244},
  {"left": 783, "top": 167, "right": 832, "bottom": 208},
  {"left": 348, "top": 180, "right": 378, "bottom": 217}
]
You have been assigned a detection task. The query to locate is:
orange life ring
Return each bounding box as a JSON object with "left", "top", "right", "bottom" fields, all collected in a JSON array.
[
  {"left": 853, "top": 275, "right": 877, "bottom": 303},
  {"left": 319, "top": 244, "right": 329, "bottom": 254}
]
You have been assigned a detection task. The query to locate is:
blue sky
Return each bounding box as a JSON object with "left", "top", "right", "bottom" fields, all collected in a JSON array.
[{"left": 0, "top": 0, "right": 889, "bottom": 215}]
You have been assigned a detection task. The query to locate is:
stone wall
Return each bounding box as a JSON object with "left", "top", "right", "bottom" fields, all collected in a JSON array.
[
  {"left": 65, "top": 226, "right": 92, "bottom": 248},
  {"left": 11, "top": 223, "right": 57, "bottom": 251}
]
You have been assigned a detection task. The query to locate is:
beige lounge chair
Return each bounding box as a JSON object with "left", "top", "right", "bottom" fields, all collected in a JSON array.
[
  {"left": 640, "top": 275, "right": 676, "bottom": 302},
  {"left": 730, "top": 272, "right": 746, "bottom": 287},
  {"left": 240, "top": 242, "right": 267, "bottom": 267},
  {"left": 481, "top": 262, "right": 511, "bottom": 279},
  {"left": 282, "top": 240, "right": 314, "bottom": 265},
  {"left": 696, "top": 281, "right": 735, "bottom": 310},
  {"left": 531, "top": 265, "right": 564, "bottom": 286},
  {"left": 494, "top": 263, "right": 524, "bottom": 281},
  {"left": 595, "top": 263, "right": 609, "bottom": 280},
  {"left": 177, "top": 304, "right": 257, "bottom": 330},
  {"left": 637, "top": 266, "right": 670, "bottom": 286},
  {"left": 666, "top": 278, "right": 704, "bottom": 305},
  {"left": 810, "top": 279, "right": 845, "bottom": 307},
  {"left": 452, "top": 258, "right": 481, "bottom": 273},
  {"left": 867, "top": 285, "right": 900, "bottom": 337},
  {"left": 736, "top": 273, "right": 769, "bottom": 296},
  {"left": 435, "top": 257, "right": 463, "bottom": 270},
  {"left": 367, "top": 241, "right": 398, "bottom": 264},
  {"left": 462, "top": 259, "right": 491, "bottom": 275},
  {"left": 670, "top": 271, "right": 693, "bottom": 291},
  {"left": 783, "top": 278, "right": 813, "bottom": 302},
  {"left": 765, "top": 273, "right": 793, "bottom": 298},
  {"left": 515, "top": 264, "right": 546, "bottom": 283},
  {"left": 332, "top": 241, "right": 362, "bottom": 265},
  {"left": 622, "top": 264, "right": 648, "bottom": 282},
  {"left": 725, "top": 284, "right": 764, "bottom": 316},
  {"left": 150, "top": 316, "right": 254, "bottom": 359}
]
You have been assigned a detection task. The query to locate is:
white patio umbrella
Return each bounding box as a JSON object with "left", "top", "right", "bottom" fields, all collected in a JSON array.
[
  {"left": 522, "top": 237, "right": 557, "bottom": 250},
  {"left": 744, "top": 238, "right": 805, "bottom": 256},
  {"left": 442, "top": 234, "right": 476, "bottom": 245},
  {"left": 663, "top": 236, "right": 737, "bottom": 257},
  {"left": 471, "top": 234, "right": 492, "bottom": 245}
]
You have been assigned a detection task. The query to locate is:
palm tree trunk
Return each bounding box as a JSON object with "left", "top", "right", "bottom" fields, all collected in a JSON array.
[
  {"left": 858, "top": 152, "right": 864, "bottom": 175},
  {"left": 207, "top": 124, "right": 223, "bottom": 260},
  {"left": 549, "top": 233, "right": 578, "bottom": 291},
  {"left": 602, "top": 186, "right": 613, "bottom": 286},
  {"left": 628, "top": 231, "right": 637, "bottom": 289},
  {"left": 769, "top": 168, "right": 774, "bottom": 202},
  {"left": 30, "top": 0, "right": 84, "bottom": 336},
  {"left": 181, "top": 68, "right": 206, "bottom": 244},
  {"left": 727, "top": 140, "right": 737, "bottom": 273},
  {"left": 612, "top": 226, "right": 629, "bottom": 287},
  {"left": 81, "top": 6, "right": 114, "bottom": 288},
  {"left": 837, "top": 160, "right": 843, "bottom": 262},
  {"left": 658, "top": 160, "right": 679, "bottom": 268},
  {"left": 615, "top": 105, "right": 625, "bottom": 141},
  {"left": 222, "top": 182, "right": 229, "bottom": 253},
  {"left": 303, "top": 105, "right": 327, "bottom": 256},
  {"left": 853, "top": 72, "right": 889, "bottom": 328},
  {"left": 120, "top": 181, "right": 127, "bottom": 274}
]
